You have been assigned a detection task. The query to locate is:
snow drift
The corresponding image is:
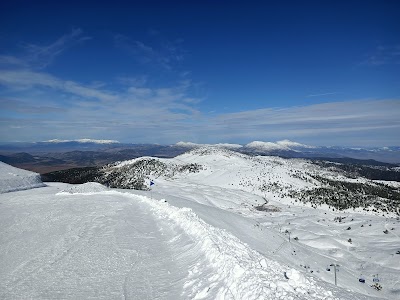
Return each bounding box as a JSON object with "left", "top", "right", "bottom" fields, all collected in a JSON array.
[{"left": 0, "top": 162, "right": 45, "bottom": 193}]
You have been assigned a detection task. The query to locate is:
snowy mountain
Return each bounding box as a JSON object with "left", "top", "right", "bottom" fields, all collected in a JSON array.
[
  {"left": 174, "top": 140, "right": 400, "bottom": 164},
  {"left": 0, "top": 161, "right": 45, "bottom": 193},
  {"left": 1, "top": 140, "right": 399, "bottom": 174},
  {"left": 45, "top": 138, "right": 120, "bottom": 144},
  {"left": 2, "top": 154, "right": 400, "bottom": 298},
  {"left": 243, "top": 140, "right": 316, "bottom": 152},
  {"left": 175, "top": 141, "right": 243, "bottom": 149},
  {"left": 65, "top": 146, "right": 398, "bottom": 216}
]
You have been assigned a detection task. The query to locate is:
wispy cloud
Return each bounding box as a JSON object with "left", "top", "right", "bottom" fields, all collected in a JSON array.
[
  {"left": 0, "top": 55, "right": 28, "bottom": 67},
  {"left": 0, "top": 68, "right": 201, "bottom": 143},
  {"left": 114, "top": 33, "right": 185, "bottom": 70},
  {"left": 306, "top": 92, "right": 338, "bottom": 98},
  {"left": 0, "top": 98, "right": 65, "bottom": 114},
  {"left": 0, "top": 69, "right": 117, "bottom": 102},
  {"left": 20, "top": 28, "right": 91, "bottom": 69},
  {"left": 0, "top": 29, "right": 202, "bottom": 143},
  {"left": 1, "top": 30, "right": 398, "bottom": 146},
  {"left": 0, "top": 29, "right": 90, "bottom": 71},
  {"left": 117, "top": 75, "right": 148, "bottom": 87},
  {"left": 361, "top": 45, "right": 400, "bottom": 66},
  {"left": 203, "top": 99, "right": 400, "bottom": 144}
]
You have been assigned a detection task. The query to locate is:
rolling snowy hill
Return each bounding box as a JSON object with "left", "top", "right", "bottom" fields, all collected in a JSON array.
[
  {"left": 83, "top": 146, "right": 400, "bottom": 216},
  {"left": 1, "top": 155, "right": 399, "bottom": 299}
]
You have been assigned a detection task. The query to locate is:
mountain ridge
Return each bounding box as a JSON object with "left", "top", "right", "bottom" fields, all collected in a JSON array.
[{"left": 42, "top": 146, "right": 400, "bottom": 216}]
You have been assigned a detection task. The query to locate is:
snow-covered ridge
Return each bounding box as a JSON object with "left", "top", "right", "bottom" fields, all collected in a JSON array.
[
  {"left": 245, "top": 140, "right": 316, "bottom": 152},
  {"left": 181, "top": 145, "right": 248, "bottom": 158},
  {"left": 101, "top": 147, "right": 399, "bottom": 215},
  {"left": 100, "top": 156, "right": 203, "bottom": 190},
  {"left": 176, "top": 139, "right": 316, "bottom": 152},
  {"left": 246, "top": 141, "right": 291, "bottom": 151},
  {"left": 44, "top": 138, "right": 120, "bottom": 144},
  {"left": 58, "top": 182, "right": 109, "bottom": 194},
  {"left": 276, "top": 139, "right": 316, "bottom": 149},
  {"left": 176, "top": 141, "right": 243, "bottom": 149},
  {"left": 0, "top": 162, "right": 45, "bottom": 193}
]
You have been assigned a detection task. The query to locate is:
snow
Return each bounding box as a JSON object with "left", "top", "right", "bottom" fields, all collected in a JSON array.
[
  {"left": 276, "top": 139, "right": 316, "bottom": 149},
  {"left": 0, "top": 161, "right": 45, "bottom": 193},
  {"left": 175, "top": 139, "right": 315, "bottom": 152},
  {"left": 246, "top": 141, "right": 291, "bottom": 151},
  {"left": 1, "top": 184, "right": 369, "bottom": 300},
  {"left": 1, "top": 158, "right": 399, "bottom": 299},
  {"left": 45, "top": 138, "right": 119, "bottom": 144},
  {"left": 176, "top": 141, "right": 243, "bottom": 149},
  {"left": 59, "top": 182, "right": 109, "bottom": 194}
]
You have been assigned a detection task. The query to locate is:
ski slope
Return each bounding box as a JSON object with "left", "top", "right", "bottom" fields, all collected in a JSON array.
[
  {"left": 0, "top": 181, "right": 376, "bottom": 300},
  {"left": 1, "top": 156, "right": 399, "bottom": 299},
  {"left": 100, "top": 147, "right": 399, "bottom": 298}
]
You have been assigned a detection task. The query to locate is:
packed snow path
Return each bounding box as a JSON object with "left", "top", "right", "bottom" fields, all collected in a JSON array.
[
  {"left": 0, "top": 185, "right": 197, "bottom": 299},
  {"left": 0, "top": 184, "right": 371, "bottom": 299}
]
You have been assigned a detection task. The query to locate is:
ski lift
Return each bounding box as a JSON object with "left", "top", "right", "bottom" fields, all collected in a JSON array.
[{"left": 326, "top": 267, "right": 331, "bottom": 271}]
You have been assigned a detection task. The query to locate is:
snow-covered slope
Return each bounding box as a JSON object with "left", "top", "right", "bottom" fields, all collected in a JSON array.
[
  {"left": 176, "top": 141, "right": 243, "bottom": 149},
  {"left": 0, "top": 162, "right": 45, "bottom": 193},
  {"left": 45, "top": 138, "right": 120, "bottom": 144},
  {"left": 100, "top": 146, "right": 400, "bottom": 216},
  {"left": 79, "top": 146, "right": 399, "bottom": 298},
  {"left": 2, "top": 149, "right": 399, "bottom": 299},
  {"left": 0, "top": 183, "right": 374, "bottom": 299}
]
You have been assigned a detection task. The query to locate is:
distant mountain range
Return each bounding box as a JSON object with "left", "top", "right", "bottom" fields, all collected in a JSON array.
[{"left": 0, "top": 139, "right": 399, "bottom": 173}]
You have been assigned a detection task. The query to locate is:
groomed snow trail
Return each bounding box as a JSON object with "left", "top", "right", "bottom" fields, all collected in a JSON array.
[
  {"left": 0, "top": 185, "right": 200, "bottom": 299},
  {"left": 0, "top": 184, "right": 369, "bottom": 299}
]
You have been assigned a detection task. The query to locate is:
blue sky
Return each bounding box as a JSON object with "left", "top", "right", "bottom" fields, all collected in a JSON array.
[{"left": 0, "top": 1, "right": 399, "bottom": 146}]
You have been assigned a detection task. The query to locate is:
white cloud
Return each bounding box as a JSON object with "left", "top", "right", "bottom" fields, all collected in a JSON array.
[
  {"left": 0, "top": 31, "right": 398, "bottom": 146},
  {"left": 306, "top": 92, "right": 338, "bottom": 98},
  {"left": 0, "top": 69, "right": 118, "bottom": 102},
  {"left": 190, "top": 99, "right": 400, "bottom": 145},
  {"left": 361, "top": 45, "right": 400, "bottom": 66},
  {"left": 0, "top": 55, "right": 28, "bottom": 67}
]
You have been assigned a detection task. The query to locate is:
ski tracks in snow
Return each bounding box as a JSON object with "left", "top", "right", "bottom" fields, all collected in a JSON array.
[
  {"left": 0, "top": 186, "right": 370, "bottom": 299},
  {"left": 100, "top": 190, "right": 347, "bottom": 300}
]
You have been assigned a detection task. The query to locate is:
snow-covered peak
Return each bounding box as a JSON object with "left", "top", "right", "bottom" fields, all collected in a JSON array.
[
  {"left": 245, "top": 140, "right": 315, "bottom": 152},
  {"left": 175, "top": 141, "right": 242, "bottom": 149},
  {"left": 215, "top": 143, "right": 243, "bottom": 149},
  {"left": 245, "top": 141, "right": 290, "bottom": 151},
  {"left": 182, "top": 145, "right": 244, "bottom": 158},
  {"left": 175, "top": 141, "right": 200, "bottom": 148},
  {"left": 276, "top": 139, "right": 315, "bottom": 149},
  {"left": 45, "top": 138, "right": 120, "bottom": 144}
]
